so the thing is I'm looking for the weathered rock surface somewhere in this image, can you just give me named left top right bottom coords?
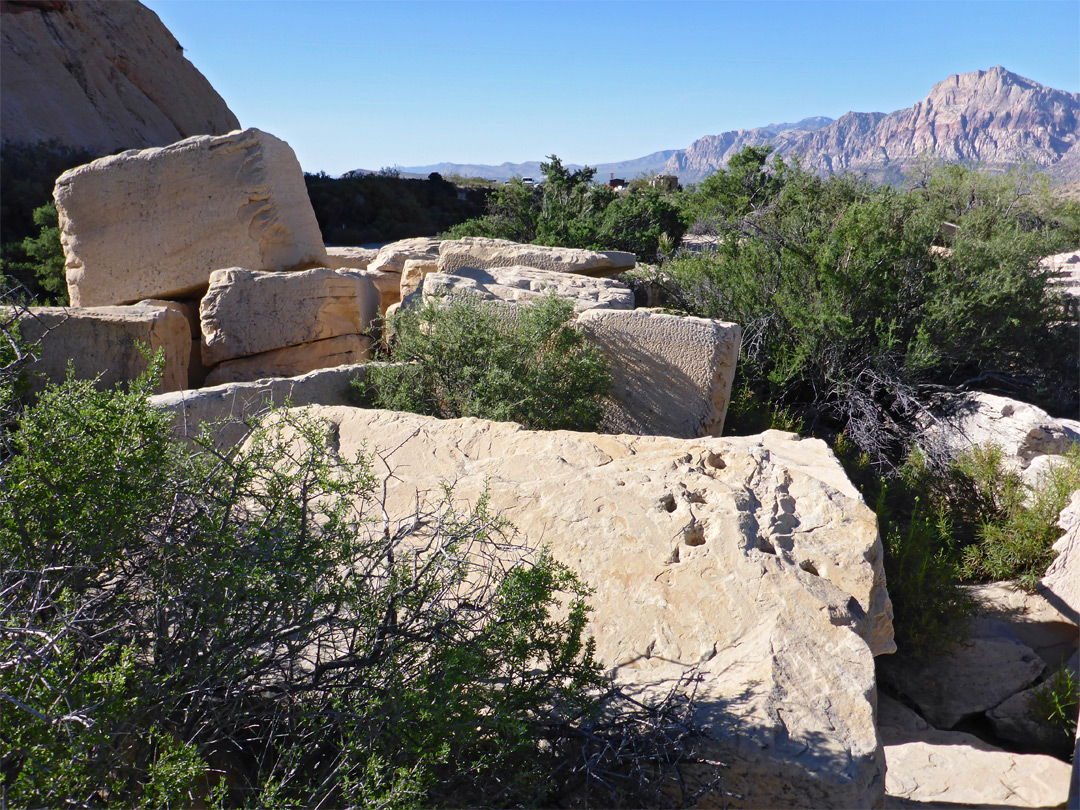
left=150, top=363, right=376, bottom=449
left=1043, top=490, right=1080, bottom=623
left=879, top=694, right=1072, bottom=808
left=879, top=629, right=1046, bottom=729
left=439, top=236, right=636, bottom=278
left=367, top=237, right=442, bottom=277
left=55, top=128, right=327, bottom=307
left=273, top=406, right=894, bottom=808
left=323, top=246, right=379, bottom=271
left=0, top=0, right=239, bottom=154
left=400, top=259, right=438, bottom=300
left=203, top=335, right=372, bottom=387
left=422, top=265, right=635, bottom=313
left=987, top=649, right=1078, bottom=754
left=9, top=302, right=189, bottom=394
left=577, top=308, right=741, bottom=438
left=967, top=581, right=1078, bottom=667
left=921, top=391, right=1080, bottom=470
left=199, top=267, right=379, bottom=366
left=139, top=297, right=208, bottom=388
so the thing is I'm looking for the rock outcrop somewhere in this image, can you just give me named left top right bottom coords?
left=268, top=406, right=893, bottom=808
left=54, top=128, right=327, bottom=307
left=577, top=308, right=741, bottom=438
left=665, top=67, right=1080, bottom=184
left=879, top=694, right=1072, bottom=808
left=9, top=301, right=190, bottom=394
left=1043, top=490, right=1080, bottom=622
left=421, top=265, right=635, bottom=314
left=439, top=236, right=636, bottom=278
left=203, top=334, right=372, bottom=387
left=0, top=0, right=239, bottom=153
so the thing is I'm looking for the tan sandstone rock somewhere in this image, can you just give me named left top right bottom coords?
left=367, top=237, right=442, bottom=277
left=9, top=302, right=189, bottom=394
left=54, top=128, right=328, bottom=307
left=921, top=391, right=1080, bottom=471
left=203, top=335, right=372, bottom=387
left=438, top=236, right=636, bottom=278
left=266, top=406, right=894, bottom=808
left=421, top=265, right=635, bottom=313
left=880, top=694, right=1072, bottom=808
left=199, top=267, right=379, bottom=366
left=967, top=581, right=1078, bottom=667
left=150, top=362, right=377, bottom=449
left=1042, top=489, right=1080, bottom=623
left=0, top=1, right=239, bottom=154
left=322, top=246, right=380, bottom=271
left=576, top=308, right=741, bottom=438
left=399, top=259, right=439, bottom=300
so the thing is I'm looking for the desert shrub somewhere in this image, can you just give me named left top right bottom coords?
left=446, top=156, right=686, bottom=262
left=358, top=293, right=611, bottom=432
left=0, top=203, right=67, bottom=304
left=1032, top=665, right=1079, bottom=751
left=663, top=152, right=1077, bottom=466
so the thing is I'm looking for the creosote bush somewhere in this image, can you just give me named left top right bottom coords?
left=357, top=293, right=612, bottom=432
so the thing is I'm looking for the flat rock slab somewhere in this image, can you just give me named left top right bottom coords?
left=273, top=407, right=894, bottom=808
left=54, top=127, right=327, bottom=307
left=966, top=581, right=1078, bottom=667
left=9, top=303, right=189, bottom=394
left=200, top=267, right=379, bottom=366
left=203, top=335, right=372, bottom=387
left=986, top=650, right=1078, bottom=755
left=367, top=237, right=442, bottom=277
left=880, top=695, right=1071, bottom=808
left=323, top=246, right=379, bottom=271
left=577, top=308, right=741, bottom=438
left=879, top=633, right=1046, bottom=729
left=150, top=363, right=376, bottom=449
left=439, top=236, right=635, bottom=278
left=422, top=264, right=634, bottom=313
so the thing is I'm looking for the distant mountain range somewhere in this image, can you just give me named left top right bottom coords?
left=382, top=68, right=1079, bottom=185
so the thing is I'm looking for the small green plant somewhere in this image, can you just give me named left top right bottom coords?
left=358, top=293, right=612, bottom=432
left=0, top=203, right=67, bottom=304
left=1031, top=665, right=1079, bottom=749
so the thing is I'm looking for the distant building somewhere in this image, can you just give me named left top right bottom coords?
left=650, top=175, right=679, bottom=192
left=608, top=172, right=627, bottom=190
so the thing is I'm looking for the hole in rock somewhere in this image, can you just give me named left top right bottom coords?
left=758, top=538, right=776, bottom=554
left=659, top=493, right=677, bottom=513
left=705, top=452, right=726, bottom=469
left=799, top=560, right=820, bottom=576
left=683, top=524, right=706, bottom=546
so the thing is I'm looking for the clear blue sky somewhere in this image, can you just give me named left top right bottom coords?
left=142, top=0, right=1080, bottom=176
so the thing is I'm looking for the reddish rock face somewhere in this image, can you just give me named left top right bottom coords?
left=1, top=0, right=239, bottom=153
left=665, top=66, right=1080, bottom=183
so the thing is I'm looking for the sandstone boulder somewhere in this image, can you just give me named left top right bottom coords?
left=438, top=236, right=636, bottom=278
left=422, top=265, right=634, bottom=313
left=150, top=363, right=377, bottom=449
left=9, top=302, right=189, bottom=394
left=987, top=649, right=1078, bottom=755
left=879, top=629, right=1046, bottom=729
left=879, top=694, right=1072, bottom=808
left=203, top=335, right=372, bottom=387
left=367, top=237, right=442, bottom=277
left=268, top=407, right=894, bottom=808
left=1042, top=489, right=1080, bottom=623
left=323, top=246, right=379, bottom=271
left=921, top=391, right=1080, bottom=470
left=54, top=128, right=328, bottom=307
left=0, top=0, right=239, bottom=154
left=138, top=297, right=208, bottom=388
left=967, top=581, right=1078, bottom=666
left=576, top=308, right=741, bottom=438
left=199, top=267, right=379, bottom=366
left=400, top=259, right=438, bottom=300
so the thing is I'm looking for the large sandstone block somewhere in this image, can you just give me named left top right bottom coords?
left=322, top=246, right=379, bottom=271
left=268, top=407, right=894, bottom=808
left=367, top=237, right=442, bottom=276
left=200, top=267, right=379, bottom=366
left=400, top=259, right=438, bottom=300
left=439, top=236, right=636, bottom=278
left=421, top=265, right=635, bottom=313
left=54, top=128, right=328, bottom=307
left=1042, top=489, right=1080, bottom=623
left=9, top=302, right=189, bottom=394
left=203, top=335, right=372, bottom=387
left=577, top=308, right=741, bottom=438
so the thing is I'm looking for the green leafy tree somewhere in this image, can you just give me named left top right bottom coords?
left=0, top=203, right=67, bottom=304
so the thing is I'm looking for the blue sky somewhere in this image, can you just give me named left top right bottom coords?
left=142, top=0, right=1080, bottom=176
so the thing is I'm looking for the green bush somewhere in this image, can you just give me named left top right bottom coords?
left=664, top=152, right=1078, bottom=465
left=1, top=202, right=67, bottom=304
left=359, top=293, right=611, bottom=432
left=1032, top=665, right=1079, bottom=750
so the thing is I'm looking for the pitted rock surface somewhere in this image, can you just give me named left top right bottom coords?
left=422, top=265, right=634, bottom=313
left=268, top=406, right=894, bottom=808
left=203, top=335, right=372, bottom=387
left=438, top=236, right=636, bottom=278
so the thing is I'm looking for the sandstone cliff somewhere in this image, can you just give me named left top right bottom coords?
left=665, top=67, right=1080, bottom=183
left=0, top=0, right=239, bottom=154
